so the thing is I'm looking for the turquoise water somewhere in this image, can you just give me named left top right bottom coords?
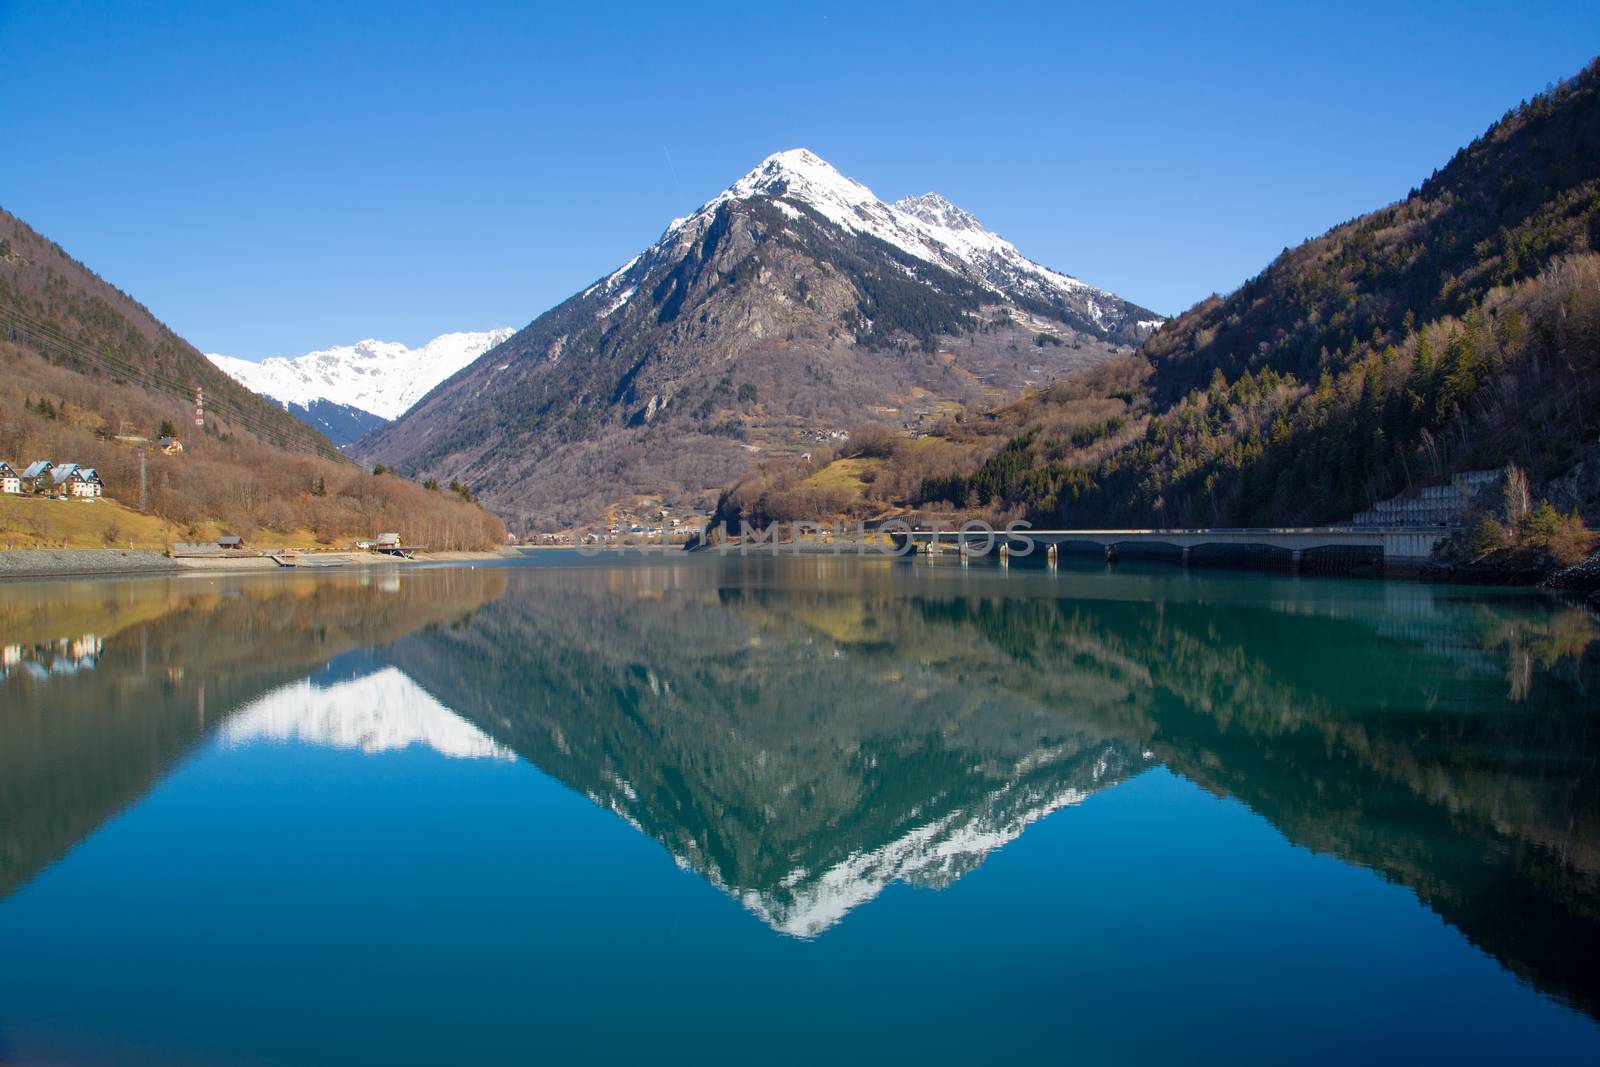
left=1, top=554, right=1598, bottom=1064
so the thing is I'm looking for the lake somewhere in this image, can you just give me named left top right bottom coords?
left=2, top=552, right=1598, bottom=1064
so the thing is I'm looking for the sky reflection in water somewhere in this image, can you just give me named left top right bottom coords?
left=1, top=555, right=1598, bottom=1064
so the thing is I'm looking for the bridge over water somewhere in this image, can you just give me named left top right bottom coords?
left=900, top=526, right=1456, bottom=567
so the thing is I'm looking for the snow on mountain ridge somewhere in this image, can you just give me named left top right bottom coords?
left=209, top=328, right=515, bottom=421
left=893, top=190, right=1092, bottom=297
left=647, top=149, right=1147, bottom=334
left=893, top=192, right=985, bottom=234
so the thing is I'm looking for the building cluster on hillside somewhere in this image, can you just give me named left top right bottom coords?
left=0, top=460, right=104, bottom=498
left=596, top=507, right=706, bottom=543
left=110, top=426, right=184, bottom=455
left=1349, top=470, right=1500, bottom=528
left=521, top=506, right=711, bottom=545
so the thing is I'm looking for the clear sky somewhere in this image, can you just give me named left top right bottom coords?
left=2, top=1, right=1597, bottom=360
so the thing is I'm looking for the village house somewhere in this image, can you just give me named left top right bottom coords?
left=158, top=436, right=184, bottom=455
left=50, top=464, right=104, bottom=498
left=0, top=462, right=20, bottom=494
left=20, top=460, right=52, bottom=492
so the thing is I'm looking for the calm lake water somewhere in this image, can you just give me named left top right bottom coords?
left=2, top=552, right=1598, bottom=1064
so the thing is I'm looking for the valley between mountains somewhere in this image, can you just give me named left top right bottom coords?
left=13, top=59, right=1600, bottom=573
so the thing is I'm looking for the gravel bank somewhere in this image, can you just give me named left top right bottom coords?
left=0, top=549, right=182, bottom=580
left=1542, top=550, right=1600, bottom=607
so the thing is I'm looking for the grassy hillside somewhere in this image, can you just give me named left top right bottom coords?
left=1, top=494, right=201, bottom=550
left=0, top=208, right=507, bottom=549
left=719, top=59, right=1600, bottom=564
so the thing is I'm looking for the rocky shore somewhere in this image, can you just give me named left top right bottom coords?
left=0, top=547, right=521, bottom=582
left=1543, top=551, right=1600, bottom=606
left=0, top=548, right=182, bottom=580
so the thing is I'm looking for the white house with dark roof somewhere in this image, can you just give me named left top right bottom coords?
left=49, top=464, right=104, bottom=498
left=0, top=462, right=19, bottom=494
left=20, top=460, right=52, bottom=491
left=69, top=467, right=104, bottom=498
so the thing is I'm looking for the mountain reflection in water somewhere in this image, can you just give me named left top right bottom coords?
left=2, top=555, right=1597, bottom=1019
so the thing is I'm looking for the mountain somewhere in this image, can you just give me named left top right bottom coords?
left=208, top=329, right=514, bottom=445
left=773, top=60, right=1600, bottom=543
left=0, top=207, right=507, bottom=549
left=0, top=207, right=335, bottom=458
left=355, top=149, right=1161, bottom=529
left=268, top=398, right=390, bottom=448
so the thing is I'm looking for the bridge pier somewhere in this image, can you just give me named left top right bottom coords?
left=998, top=542, right=1009, bottom=567
left=1180, top=546, right=1192, bottom=567
left=1046, top=543, right=1058, bottom=569
left=1290, top=549, right=1304, bottom=573
left=1104, top=545, right=1117, bottom=564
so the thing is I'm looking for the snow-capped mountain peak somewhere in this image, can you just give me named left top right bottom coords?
left=729, top=148, right=878, bottom=213
left=209, top=328, right=515, bottom=422
left=648, top=148, right=1157, bottom=338
left=660, top=147, right=916, bottom=255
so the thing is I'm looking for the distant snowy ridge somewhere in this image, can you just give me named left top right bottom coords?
left=220, top=665, right=514, bottom=760
left=209, top=328, right=515, bottom=421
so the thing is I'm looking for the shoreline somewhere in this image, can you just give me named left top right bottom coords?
left=0, top=547, right=521, bottom=583
left=2, top=544, right=1594, bottom=604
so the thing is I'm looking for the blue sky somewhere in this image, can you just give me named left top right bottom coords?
left=2, top=1, right=1597, bottom=360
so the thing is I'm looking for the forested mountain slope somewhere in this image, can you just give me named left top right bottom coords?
left=0, top=207, right=334, bottom=456
left=0, top=208, right=505, bottom=548
left=824, top=60, right=1600, bottom=536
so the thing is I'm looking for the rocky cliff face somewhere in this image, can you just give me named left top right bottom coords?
left=355, top=150, right=1160, bottom=528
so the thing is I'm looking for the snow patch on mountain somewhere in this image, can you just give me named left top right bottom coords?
left=599, top=286, right=637, bottom=318
left=209, top=328, right=515, bottom=421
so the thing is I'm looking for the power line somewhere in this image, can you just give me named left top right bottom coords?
left=0, top=307, right=328, bottom=452
left=0, top=308, right=306, bottom=447
left=0, top=306, right=345, bottom=460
